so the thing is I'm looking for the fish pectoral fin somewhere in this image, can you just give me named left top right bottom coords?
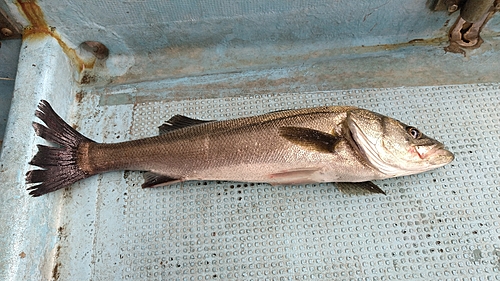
left=335, top=181, right=386, bottom=195
left=268, top=168, right=321, bottom=185
left=159, top=115, right=215, bottom=135
left=142, top=172, right=182, bottom=188
left=278, top=126, right=341, bottom=153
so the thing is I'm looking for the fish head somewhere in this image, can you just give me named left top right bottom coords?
left=347, top=109, right=454, bottom=177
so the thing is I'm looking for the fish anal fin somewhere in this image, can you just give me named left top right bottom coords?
left=268, top=168, right=320, bottom=185
left=142, top=172, right=182, bottom=188
left=159, top=115, right=214, bottom=135
left=279, top=127, right=341, bottom=153
left=335, top=181, right=386, bottom=195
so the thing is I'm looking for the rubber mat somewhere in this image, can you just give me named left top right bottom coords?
left=87, top=83, right=500, bottom=280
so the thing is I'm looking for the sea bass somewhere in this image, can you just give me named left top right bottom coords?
left=26, top=100, right=454, bottom=197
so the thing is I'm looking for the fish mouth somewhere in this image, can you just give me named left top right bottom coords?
left=415, top=144, right=455, bottom=166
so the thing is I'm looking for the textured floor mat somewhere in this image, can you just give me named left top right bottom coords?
left=107, top=83, right=500, bottom=280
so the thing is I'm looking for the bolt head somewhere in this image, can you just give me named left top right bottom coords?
left=1, top=27, right=13, bottom=37
left=448, top=4, right=458, bottom=13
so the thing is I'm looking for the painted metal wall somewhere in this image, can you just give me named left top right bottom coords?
left=4, top=0, right=455, bottom=53
left=0, top=39, right=21, bottom=144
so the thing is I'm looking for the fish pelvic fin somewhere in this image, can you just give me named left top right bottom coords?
left=335, top=181, right=386, bottom=195
left=26, top=100, right=96, bottom=197
left=142, top=172, right=182, bottom=188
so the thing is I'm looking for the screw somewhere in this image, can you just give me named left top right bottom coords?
left=1, top=27, right=13, bottom=37
left=448, top=4, right=459, bottom=13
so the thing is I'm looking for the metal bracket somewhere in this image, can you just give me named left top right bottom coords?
left=0, top=8, right=22, bottom=40
left=444, top=0, right=499, bottom=55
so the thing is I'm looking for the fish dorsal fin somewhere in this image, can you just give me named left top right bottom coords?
left=142, top=172, right=182, bottom=188
left=279, top=126, right=341, bottom=153
left=335, top=181, right=386, bottom=195
left=159, top=115, right=214, bottom=135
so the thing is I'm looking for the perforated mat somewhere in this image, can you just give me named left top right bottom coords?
left=75, top=83, right=500, bottom=280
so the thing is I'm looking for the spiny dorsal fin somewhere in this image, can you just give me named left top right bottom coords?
left=142, top=172, right=182, bottom=188
left=279, top=126, right=341, bottom=153
left=335, top=181, right=386, bottom=195
left=159, top=115, right=214, bottom=135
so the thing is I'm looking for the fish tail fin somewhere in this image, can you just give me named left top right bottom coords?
left=26, top=100, right=95, bottom=197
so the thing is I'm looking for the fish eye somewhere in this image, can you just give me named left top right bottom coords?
left=407, top=127, right=422, bottom=139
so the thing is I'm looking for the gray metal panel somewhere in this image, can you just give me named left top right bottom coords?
left=0, top=39, right=21, bottom=142
left=4, top=0, right=453, bottom=53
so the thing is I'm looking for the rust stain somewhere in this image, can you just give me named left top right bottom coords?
left=52, top=245, right=61, bottom=280
left=17, top=0, right=46, bottom=36
left=15, top=0, right=95, bottom=72
left=75, top=90, right=85, bottom=103
left=80, top=72, right=97, bottom=84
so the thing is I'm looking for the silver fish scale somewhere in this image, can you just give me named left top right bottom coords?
left=115, top=84, right=500, bottom=280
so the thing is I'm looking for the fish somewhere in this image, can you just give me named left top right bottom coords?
left=26, top=100, right=454, bottom=197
